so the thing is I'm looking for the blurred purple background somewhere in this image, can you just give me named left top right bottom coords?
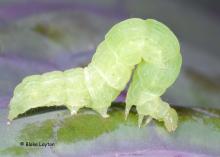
left=0, top=1, right=220, bottom=157
left=0, top=0, right=219, bottom=108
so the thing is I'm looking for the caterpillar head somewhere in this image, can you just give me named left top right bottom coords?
left=164, top=107, right=178, bottom=132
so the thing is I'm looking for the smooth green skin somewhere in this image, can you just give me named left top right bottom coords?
left=8, top=18, right=181, bottom=132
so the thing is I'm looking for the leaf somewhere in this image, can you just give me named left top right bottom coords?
left=0, top=103, right=220, bottom=157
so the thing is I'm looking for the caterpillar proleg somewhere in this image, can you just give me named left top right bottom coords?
left=8, top=18, right=182, bottom=132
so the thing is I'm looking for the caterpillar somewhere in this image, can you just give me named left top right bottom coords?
left=8, top=18, right=182, bottom=132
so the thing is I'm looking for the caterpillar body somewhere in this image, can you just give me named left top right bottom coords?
left=8, top=18, right=182, bottom=132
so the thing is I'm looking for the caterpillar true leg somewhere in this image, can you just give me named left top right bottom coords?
left=126, top=58, right=181, bottom=132
left=143, top=116, right=153, bottom=126
left=136, top=97, right=178, bottom=132
left=8, top=18, right=182, bottom=132
left=125, top=19, right=181, bottom=131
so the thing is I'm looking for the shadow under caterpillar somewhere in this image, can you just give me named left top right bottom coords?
left=8, top=18, right=182, bottom=132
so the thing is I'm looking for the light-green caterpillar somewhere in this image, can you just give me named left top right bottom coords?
left=8, top=18, right=182, bottom=132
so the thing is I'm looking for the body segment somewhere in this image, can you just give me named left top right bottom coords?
left=8, top=18, right=182, bottom=131
left=126, top=19, right=181, bottom=131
